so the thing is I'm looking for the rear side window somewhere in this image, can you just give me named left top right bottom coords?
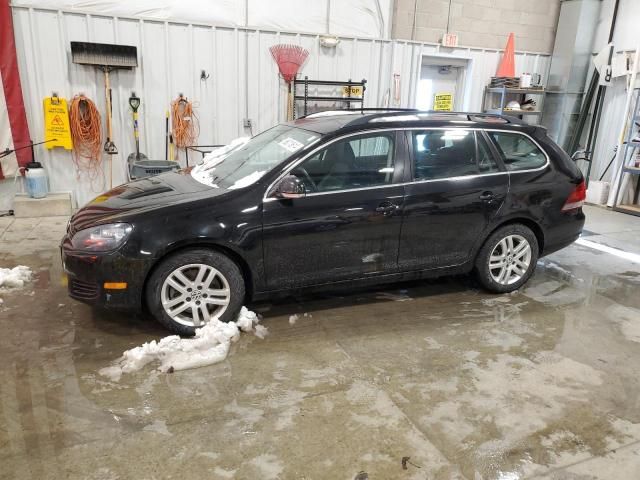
left=411, top=130, right=500, bottom=180
left=488, top=131, right=547, bottom=171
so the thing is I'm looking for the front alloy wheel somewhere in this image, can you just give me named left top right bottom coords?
left=161, top=264, right=231, bottom=327
left=146, top=249, right=245, bottom=335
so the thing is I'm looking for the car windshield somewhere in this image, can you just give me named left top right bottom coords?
left=191, top=125, right=321, bottom=189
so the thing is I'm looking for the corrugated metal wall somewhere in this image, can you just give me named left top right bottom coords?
left=8, top=6, right=550, bottom=207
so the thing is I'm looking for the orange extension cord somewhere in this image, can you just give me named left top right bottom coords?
left=170, top=95, right=199, bottom=149
left=69, top=95, right=103, bottom=182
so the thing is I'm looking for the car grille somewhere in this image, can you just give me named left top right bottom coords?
left=69, top=279, right=99, bottom=300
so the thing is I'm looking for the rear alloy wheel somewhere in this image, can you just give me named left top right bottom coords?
left=488, top=234, right=532, bottom=285
left=146, top=249, right=245, bottom=335
left=475, top=224, right=539, bottom=293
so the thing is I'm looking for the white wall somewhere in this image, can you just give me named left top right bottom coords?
left=11, top=0, right=394, bottom=39
left=1, top=5, right=550, bottom=210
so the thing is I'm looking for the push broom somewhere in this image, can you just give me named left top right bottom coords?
left=71, top=41, right=138, bottom=187
left=269, top=45, right=309, bottom=121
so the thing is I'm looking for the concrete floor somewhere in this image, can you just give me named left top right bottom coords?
left=1, top=205, right=640, bottom=480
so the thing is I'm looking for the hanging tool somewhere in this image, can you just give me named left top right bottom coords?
left=269, top=45, right=309, bottom=121
left=165, top=110, right=170, bottom=161
left=127, top=92, right=148, bottom=170
left=171, top=94, right=199, bottom=166
left=70, top=41, right=138, bottom=187
left=69, top=94, right=104, bottom=187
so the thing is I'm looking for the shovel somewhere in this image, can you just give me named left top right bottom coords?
left=127, top=93, right=147, bottom=173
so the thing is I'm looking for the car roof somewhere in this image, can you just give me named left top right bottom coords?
left=288, top=110, right=539, bottom=136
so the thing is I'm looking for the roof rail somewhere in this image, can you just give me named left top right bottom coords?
left=301, top=108, right=419, bottom=119
left=300, top=108, right=518, bottom=124
left=418, top=111, right=514, bottom=123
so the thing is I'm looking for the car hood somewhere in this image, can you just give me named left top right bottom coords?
left=69, top=170, right=228, bottom=232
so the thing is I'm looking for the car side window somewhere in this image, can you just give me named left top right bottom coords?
left=411, top=130, right=499, bottom=181
left=291, top=133, right=396, bottom=193
left=488, top=131, right=547, bottom=171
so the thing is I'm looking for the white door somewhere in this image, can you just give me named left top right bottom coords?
left=415, top=65, right=462, bottom=111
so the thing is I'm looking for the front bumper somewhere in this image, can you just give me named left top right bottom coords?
left=61, top=236, right=152, bottom=311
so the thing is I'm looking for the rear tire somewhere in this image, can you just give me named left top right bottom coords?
left=474, top=224, right=539, bottom=293
left=145, top=249, right=245, bottom=336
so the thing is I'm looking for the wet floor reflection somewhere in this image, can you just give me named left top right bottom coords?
left=1, top=244, right=640, bottom=479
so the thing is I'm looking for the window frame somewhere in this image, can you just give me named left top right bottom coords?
left=265, top=130, right=406, bottom=199
left=264, top=127, right=549, bottom=200
left=485, top=130, right=550, bottom=172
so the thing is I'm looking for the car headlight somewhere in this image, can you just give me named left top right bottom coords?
left=71, top=223, right=133, bottom=252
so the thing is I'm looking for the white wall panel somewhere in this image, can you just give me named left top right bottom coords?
left=4, top=6, right=550, bottom=208
left=13, top=0, right=392, bottom=39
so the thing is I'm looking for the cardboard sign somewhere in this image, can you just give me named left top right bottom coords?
left=433, top=93, right=454, bottom=112
left=342, top=86, right=363, bottom=98
left=43, top=96, right=73, bottom=149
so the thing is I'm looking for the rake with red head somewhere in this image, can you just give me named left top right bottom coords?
left=270, top=44, right=309, bottom=120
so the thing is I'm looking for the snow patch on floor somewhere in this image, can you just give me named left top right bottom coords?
left=100, top=307, right=265, bottom=381
left=0, top=265, right=32, bottom=305
left=0, top=265, right=32, bottom=289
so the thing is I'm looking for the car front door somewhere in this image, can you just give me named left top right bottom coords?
left=398, top=128, right=508, bottom=270
left=262, top=130, right=406, bottom=290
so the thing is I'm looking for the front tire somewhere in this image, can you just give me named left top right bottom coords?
left=146, top=249, right=245, bottom=336
left=474, top=224, right=539, bottom=293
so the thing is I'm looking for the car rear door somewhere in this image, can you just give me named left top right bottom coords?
left=398, top=128, right=508, bottom=270
left=262, top=130, right=406, bottom=290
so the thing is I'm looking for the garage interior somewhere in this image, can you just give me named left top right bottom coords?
left=2, top=0, right=640, bottom=479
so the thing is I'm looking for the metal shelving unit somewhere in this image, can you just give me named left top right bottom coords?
left=292, top=77, right=366, bottom=119
left=612, top=88, right=640, bottom=216
left=482, top=86, right=546, bottom=121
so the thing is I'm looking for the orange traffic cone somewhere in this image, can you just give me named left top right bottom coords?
left=496, top=33, right=515, bottom=77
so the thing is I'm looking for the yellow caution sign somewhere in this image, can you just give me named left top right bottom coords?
left=43, top=96, right=73, bottom=149
left=433, top=93, right=454, bottom=112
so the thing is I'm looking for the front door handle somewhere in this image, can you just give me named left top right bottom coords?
left=375, top=201, right=398, bottom=215
left=479, top=191, right=494, bottom=201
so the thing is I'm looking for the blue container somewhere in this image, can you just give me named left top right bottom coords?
left=25, top=162, right=48, bottom=199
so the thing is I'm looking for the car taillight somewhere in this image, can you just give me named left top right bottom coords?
left=561, top=179, right=586, bottom=212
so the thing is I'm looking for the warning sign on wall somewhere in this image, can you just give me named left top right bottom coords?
left=433, top=93, right=454, bottom=112
left=43, top=96, right=73, bottom=149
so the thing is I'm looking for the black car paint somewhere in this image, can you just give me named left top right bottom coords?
left=61, top=114, right=585, bottom=311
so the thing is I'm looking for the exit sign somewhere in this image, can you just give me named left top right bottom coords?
left=442, top=33, right=458, bottom=47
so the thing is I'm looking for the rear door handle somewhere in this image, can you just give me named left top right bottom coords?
left=479, top=191, right=494, bottom=201
left=375, top=201, right=398, bottom=215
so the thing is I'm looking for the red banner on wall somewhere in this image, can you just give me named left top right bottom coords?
left=0, top=0, right=31, bottom=179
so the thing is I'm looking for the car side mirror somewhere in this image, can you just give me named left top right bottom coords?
left=276, top=175, right=306, bottom=199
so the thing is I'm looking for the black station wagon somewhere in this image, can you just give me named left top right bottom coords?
left=62, top=110, right=586, bottom=335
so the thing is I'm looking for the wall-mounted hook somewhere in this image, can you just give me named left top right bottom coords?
left=200, top=69, right=210, bottom=81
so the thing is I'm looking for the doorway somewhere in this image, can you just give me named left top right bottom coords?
left=415, top=55, right=471, bottom=112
